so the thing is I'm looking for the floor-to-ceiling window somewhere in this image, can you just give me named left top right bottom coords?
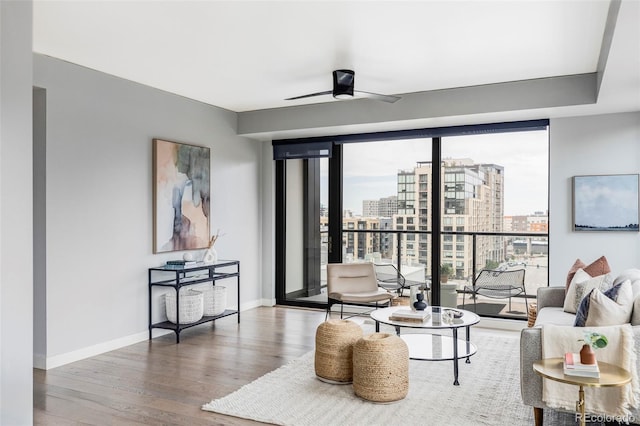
left=274, top=120, right=549, bottom=319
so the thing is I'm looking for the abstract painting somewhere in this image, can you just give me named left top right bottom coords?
left=572, top=174, right=639, bottom=232
left=153, top=139, right=210, bottom=253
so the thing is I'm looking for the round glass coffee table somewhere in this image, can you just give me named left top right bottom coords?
left=370, top=305, right=480, bottom=385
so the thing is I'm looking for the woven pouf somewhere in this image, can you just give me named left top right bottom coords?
left=353, top=333, right=409, bottom=403
left=314, top=319, right=363, bottom=384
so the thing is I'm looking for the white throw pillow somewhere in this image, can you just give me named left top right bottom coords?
left=584, top=280, right=633, bottom=326
left=632, top=295, right=640, bottom=326
left=612, top=269, right=640, bottom=325
left=563, top=269, right=611, bottom=314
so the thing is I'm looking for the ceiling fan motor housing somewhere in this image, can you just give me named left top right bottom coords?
left=333, top=69, right=354, bottom=99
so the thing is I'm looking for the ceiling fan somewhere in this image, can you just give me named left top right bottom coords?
left=285, top=69, right=401, bottom=103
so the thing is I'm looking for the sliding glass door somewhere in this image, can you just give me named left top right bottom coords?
left=274, top=120, right=549, bottom=318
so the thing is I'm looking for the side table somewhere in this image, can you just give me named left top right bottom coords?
left=532, top=358, right=631, bottom=426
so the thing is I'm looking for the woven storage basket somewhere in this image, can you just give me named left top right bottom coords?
left=165, top=289, right=204, bottom=324
left=527, top=303, right=538, bottom=327
left=353, top=333, right=409, bottom=403
left=314, top=319, right=363, bottom=383
left=203, top=285, right=227, bottom=316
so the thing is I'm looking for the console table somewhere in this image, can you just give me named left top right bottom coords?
left=148, top=260, right=240, bottom=343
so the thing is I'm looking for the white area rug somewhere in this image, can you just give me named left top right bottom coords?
left=203, top=327, right=549, bottom=426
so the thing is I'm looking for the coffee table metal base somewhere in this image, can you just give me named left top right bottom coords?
left=401, top=333, right=477, bottom=385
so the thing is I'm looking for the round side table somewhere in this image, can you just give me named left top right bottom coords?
left=533, top=358, right=631, bottom=426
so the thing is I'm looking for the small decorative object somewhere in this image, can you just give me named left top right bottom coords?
left=202, top=229, right=224, bottom=263
left=413, top=293, right=427, bottom=311
left=183, top=252, right=194, bottom=261
left=578, top=331, right=608, bottom=365
left=409, top=286, right=420, bottom=311
left=579, top=344, right=596, bottom=365
left=203, top=246, right=217, bottom=263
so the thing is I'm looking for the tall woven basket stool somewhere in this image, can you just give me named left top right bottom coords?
left=353, top=333, right=409, bottom=403
left=314, top=319, right=363, bottom=384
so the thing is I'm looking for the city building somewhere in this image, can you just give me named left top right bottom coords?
left=396, top=159, right=505, bottom=280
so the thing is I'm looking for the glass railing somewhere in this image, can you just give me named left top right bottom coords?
left=331, top=229, right=548, bottom=320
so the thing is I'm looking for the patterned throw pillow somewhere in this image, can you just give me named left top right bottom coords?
left=563, top=268, right=612, bottom=314
left=574, top=279, right=633, bottom=327
left=566, top=259, right=586, bottom=291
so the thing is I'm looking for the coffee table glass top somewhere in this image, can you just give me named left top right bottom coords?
left=370, top=306, right=480, bottom=329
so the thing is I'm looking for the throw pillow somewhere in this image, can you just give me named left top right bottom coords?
left=565, top=256, right=611, bottom=292
left=574, top=279, right=633, bottom=327
left=565, top=259, right=586, bottom=291
left=582, top=255, right=612, bottom=278
left=563, top=269, right=612, bottom=314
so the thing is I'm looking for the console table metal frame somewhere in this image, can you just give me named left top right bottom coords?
left=148, top=260, right=240, bottom=343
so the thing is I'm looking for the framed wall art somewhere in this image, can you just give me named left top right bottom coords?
left=153, top=138, right=210, bottom=253
left=572, top=174, right=639, bottom=232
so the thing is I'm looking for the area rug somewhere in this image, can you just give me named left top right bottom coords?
left=203, top=327, right=581, bottom=425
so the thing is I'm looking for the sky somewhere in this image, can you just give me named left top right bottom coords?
left=322, top=130, right=549, bottom=216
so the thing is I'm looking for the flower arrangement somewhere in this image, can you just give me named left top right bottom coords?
left=580, top=331, right=608, bottom=349
left=208, top=229, right=224, bottom=248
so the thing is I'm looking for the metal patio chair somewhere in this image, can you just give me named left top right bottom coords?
left=462, top=268, right=527, bottom=314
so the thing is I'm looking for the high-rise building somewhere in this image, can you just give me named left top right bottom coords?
left=362, top=196, right=397, bottom=217
left=397, top=159, right=505, bottom=280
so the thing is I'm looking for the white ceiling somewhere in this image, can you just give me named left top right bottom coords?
left=33, top=0, right=639, bottom=115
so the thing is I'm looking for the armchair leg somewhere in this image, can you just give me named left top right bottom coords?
left=533, top=407, right=543, bottom=426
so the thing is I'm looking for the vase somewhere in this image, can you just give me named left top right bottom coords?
left=203, top=246, right=218, bottom=263
left=579, top=343, right=596, bottom=365
left=413, top=293, right=427, bottom=311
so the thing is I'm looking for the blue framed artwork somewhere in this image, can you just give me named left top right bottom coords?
left=572, top=174, right=639, bottom=232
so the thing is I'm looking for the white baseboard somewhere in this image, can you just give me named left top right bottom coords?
left=39, top=329, right=173, bottom=370
left=39, top=303, right=260, bottom=370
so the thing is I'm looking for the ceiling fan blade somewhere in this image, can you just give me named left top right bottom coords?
left=285, top=90, right=332, bottom=101
left=354, top=90, right=401, bottom=103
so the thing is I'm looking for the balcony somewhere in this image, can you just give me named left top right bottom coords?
left=329, top=229, right=548, bottom=321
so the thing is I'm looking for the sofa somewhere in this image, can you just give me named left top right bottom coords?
left=520, top=281, right=640, bottom=425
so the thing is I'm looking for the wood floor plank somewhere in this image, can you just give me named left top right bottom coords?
left=34, top=306, right=325, bottom=425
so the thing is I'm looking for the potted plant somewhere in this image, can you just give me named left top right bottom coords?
left=440, top=263, right=453, bottom=283
left=578, top=331, right=608, bottom=364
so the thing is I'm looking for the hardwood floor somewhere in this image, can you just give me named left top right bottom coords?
left=34, top=306, right=327, bottom=425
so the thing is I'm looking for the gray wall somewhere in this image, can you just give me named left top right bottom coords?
left=33, top=54, right=263, bottom=367
left=549, top=112, right=640, bottom=284
left=1, top=1, right=34, bottom=424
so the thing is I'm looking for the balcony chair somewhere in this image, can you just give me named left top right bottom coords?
left=462, top=268, right=527, bottom=314
left=374, top=263, right=427, bottom=297
left=326, top=263, right=395, bottom=320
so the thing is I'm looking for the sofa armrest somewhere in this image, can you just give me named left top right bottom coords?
left=520, top=327, right=544, bottom=407
left=536, top=286, right=565, bottom=310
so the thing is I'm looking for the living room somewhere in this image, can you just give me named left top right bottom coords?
left=2, top=1, right=640, bottom=424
